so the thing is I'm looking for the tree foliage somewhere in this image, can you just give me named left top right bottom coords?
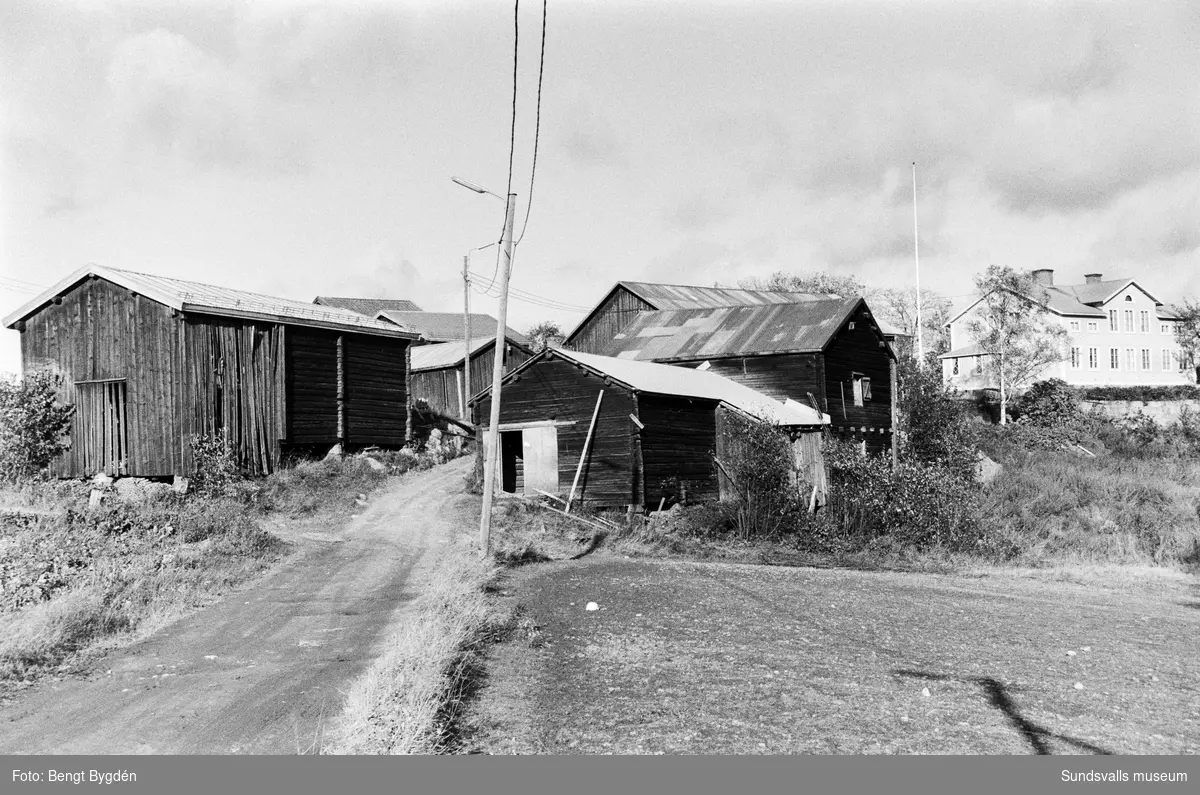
left=0, top=373, right=75, bottom=482
left=1173, top=298, right=1200, bottom=382
left=526, top=321, right=565, bottom=352
left=894, top=353, right=978, bottom=480
left=738, top=270, right=865, bottom=297
left=965, top=265, right=1070, bottom=424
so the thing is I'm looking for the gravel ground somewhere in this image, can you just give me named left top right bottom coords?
left=461, top=555, right=1200, bottom=755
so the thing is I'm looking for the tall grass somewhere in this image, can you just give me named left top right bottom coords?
left=327, top=540, right=503, bottom=754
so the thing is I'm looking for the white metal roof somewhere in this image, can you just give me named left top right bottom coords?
left=542, top=349, right=829, bottom=426
left=3, top=265, right=418, bottom=339
left=410, top=337, right=495, bottom=372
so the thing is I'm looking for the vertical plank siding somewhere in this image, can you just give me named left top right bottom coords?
left=411, top=369, right=459, bottom=417
left=821, top=315, right=894, bottom=453
left=565, top=287, right=655, bottom=354
left=639, top=395, right=719, bottom=507
left=344, top=335, right=409, bottom=446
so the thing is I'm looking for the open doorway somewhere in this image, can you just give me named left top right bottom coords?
left=498, top=424, right=559, bottom=496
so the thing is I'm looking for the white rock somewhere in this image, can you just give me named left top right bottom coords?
left=1082, top=646, right=1091, bottom=652
left=585, top=602, right=599, bottom=612
left=1074, top=682, right=1084, bottom=690
left=921, top=688, right=930, bottom=698
left=1067, top=650, right=1077, bottom=656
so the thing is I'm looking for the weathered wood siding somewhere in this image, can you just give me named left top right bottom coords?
left=676, top=353, right=824, bottom=406
left=474, top=355, right=636, bottom=506
left=412, top=341, right=533, bottom=419
left=19, top=277, right=185, bottom=477
left=639, top=395, right=719, bottom=508
left=286, top=328, right=339, bottom=444
left=182, top=316, right=286, bottom=475
left=344, top=335, right=408, bottom=446
left=566, top=286, right=654, bottom=354
left=821, top=312, right=893, bottom=453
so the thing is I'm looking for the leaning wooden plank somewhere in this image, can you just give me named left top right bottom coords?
left=532, top=487, right=567, bottom=506
left=566, top=390, right=604, bottom=513
left=540, top=503, right=616, bottom=534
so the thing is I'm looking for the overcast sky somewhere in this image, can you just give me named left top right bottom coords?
left=2, top=0, right=1198, bottom=375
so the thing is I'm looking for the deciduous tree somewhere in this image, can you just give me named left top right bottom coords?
left=1173, top=299, right=1200, bottom=382
left=526, top=321, right=565, bottom=352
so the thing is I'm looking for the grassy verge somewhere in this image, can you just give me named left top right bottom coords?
left=326, top=539, right=511, bottom=754
left=0, top=456, right=394, bottom=686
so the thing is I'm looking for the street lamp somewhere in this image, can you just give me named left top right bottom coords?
left=452, top=176, right=517, bottom=556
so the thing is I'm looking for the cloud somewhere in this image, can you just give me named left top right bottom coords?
left=1092, top=172, right=1200, bottom=260
left=105, top=28, right=310, bottom=176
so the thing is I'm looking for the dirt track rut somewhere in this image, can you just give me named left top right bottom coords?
left=0, top=458, right=474, bottom=754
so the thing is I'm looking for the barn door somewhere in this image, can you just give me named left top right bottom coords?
left=75, top=380, right=129, bottom=476
left=522, top=425, right=559, bottom=496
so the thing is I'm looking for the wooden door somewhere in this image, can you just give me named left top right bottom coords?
left=522, top=425, right=559, bottom=496
left=74, top=380, right=129, bottom=476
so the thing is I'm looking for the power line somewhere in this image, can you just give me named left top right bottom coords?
left=468, top=270, right=588, bottom=312
left=516, top=0, right=547, bottom=246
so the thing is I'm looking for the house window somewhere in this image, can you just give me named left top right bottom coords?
left=1161, top=323, right=1171, bottom=334
left=1163, top=349, right=1172, bottom=370
left=1126, top=348, right=1135, bottom=370
left=1125, top=295, right=1133, bottom=301
left=1070, top=348, right=1081, bottom=369
left=1109, top=310, right=1118, bottom=331
left=1141, top=349, right=1151, bottom=370
left=1110, top=348, right=1120, bottom=369
left=1069, top=320, right=1080, bottom=332
left=852, top=373, right=870, bottom=406
left=1087, top=321, right=1098, bottom=333
left=1140, top=311, right=1149, bottom=333
left=952, top=359, right=959, bottom=375
left=1124, top=310, right=1134, bottom=332
left=1088, top=348, right=1098, bottom=369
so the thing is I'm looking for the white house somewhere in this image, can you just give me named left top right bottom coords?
left=941, top=269, right=1191, bottom=389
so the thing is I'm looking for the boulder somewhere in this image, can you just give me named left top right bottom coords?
left=360, top=456, right=388, bottom=474
left=324, top=443, right=343, bottom=461
left=975, top=452, right=1002, bottom=484
left=114, top=478, right=172, bottom=504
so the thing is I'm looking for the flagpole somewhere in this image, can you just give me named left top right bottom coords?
left=913, top=162, right=924, bottom=365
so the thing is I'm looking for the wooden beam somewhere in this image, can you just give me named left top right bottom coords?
left=566, top=390, right=604, bottom=513
left=336, top=334, right=346, bottom=450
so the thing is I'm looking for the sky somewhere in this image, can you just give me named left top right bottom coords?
left=2, top=0, right=1198, bottom=376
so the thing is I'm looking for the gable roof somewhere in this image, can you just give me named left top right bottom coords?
left=3, top=265, right=417, bottom=338
left=482, top=347, right=828, bottom=427
left=313, top=296, right=423, bottom=314
left=594, top=298, right=892, bottom=362
left=376, top=310, right=530, bottom=346
left=410, top=337, right=496, bottom=372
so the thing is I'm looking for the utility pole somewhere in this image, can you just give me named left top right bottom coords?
left=462, top=255, right=472, bottom=421
left=478, top=193, right=517, bottom=555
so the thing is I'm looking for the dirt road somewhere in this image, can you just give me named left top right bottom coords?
left=464, top=556, right=1200, bottom=755
left=0, top=457, right=474, bottom=754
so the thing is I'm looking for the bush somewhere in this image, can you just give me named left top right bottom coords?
left=1079, top=385, right=1200, bottom=402
left=715, top=413, right=802, bottom=538
left=895, top=354, right=978, bottom=479
left=0, top=373, right=74, bottom=483
left=189, top=431, right=243, bottom=496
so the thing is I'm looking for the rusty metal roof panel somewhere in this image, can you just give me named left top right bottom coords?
left=597, top=299, right=864, bottom=361
left=619, top=281, right=835, bottom=309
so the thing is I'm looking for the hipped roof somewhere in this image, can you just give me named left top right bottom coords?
left=3, top=265, right=417, bottom=338
left=476, top=347, right=829, bottom=427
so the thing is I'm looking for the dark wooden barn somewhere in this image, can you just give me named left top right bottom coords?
left=3, top=265, right=419, bottom=478
left=470, top=348, right=826, bottom=510
left=591, top=298, right=897, bottom=454
left=410, top=335, right=533, bottom=420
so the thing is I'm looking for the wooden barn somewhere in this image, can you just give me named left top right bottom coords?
left=2, top=265, right=419, bottom=478
left=313, top=296, right=423, bottom=314
left=591, top=298, right=897, bottom=453
left=470, top=348, right=827, bottom=510
left=410, top=335, right=533, bottom=419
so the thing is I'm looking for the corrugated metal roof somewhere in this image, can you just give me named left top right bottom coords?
left=547, top=349, right=828, bottom=427
left=410, top=337, right=494, bottom=372
left=377, top=310, right=530, bottom=346
left=314, top=296, right=423, bottom=314
left=3, top=265, right=417, bottom=338
left=594, top=299, right=870, bottom=361
left=620, top=281, right=835, bottom=309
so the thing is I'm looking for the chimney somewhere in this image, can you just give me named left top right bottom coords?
left=1084, top=273, right=1102, bottom=284
left=1031, top=268, right=1054, bottom=286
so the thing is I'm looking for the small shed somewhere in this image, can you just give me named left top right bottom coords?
left=3, top=265, right=419, bottom=478
left=470, top=348, right=827, bottom=510
left=410, top=335, right=533, bottom=419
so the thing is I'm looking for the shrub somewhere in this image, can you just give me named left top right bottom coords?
left=714, top=413, right=802, bottom=538
left=1078, top=385, right=1200, bottom=402
left=189, top=431, right=243, bottom=496
left=895, top=354, right=978, bottom=479
left=0, top=373, right=74, bottom=483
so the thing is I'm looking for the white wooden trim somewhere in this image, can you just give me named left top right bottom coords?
left=496, top=419, right=577, bottom=431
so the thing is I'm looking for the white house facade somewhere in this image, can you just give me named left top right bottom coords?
left=941, top=269, right=1192, bottom=390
